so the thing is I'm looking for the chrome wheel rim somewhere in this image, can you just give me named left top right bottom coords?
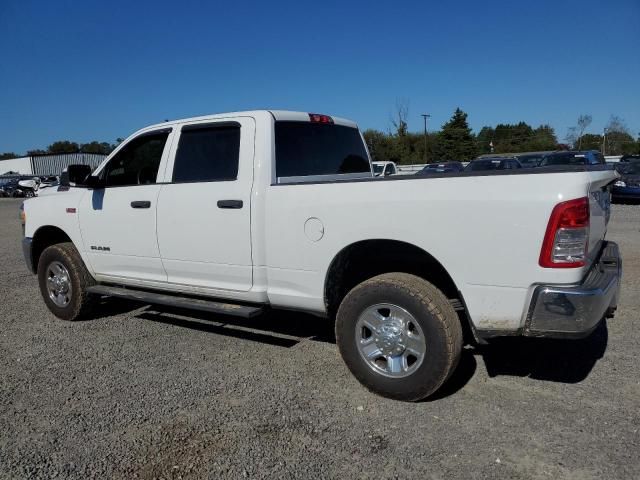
left=355, top=303, right=426, bottom=378
left=46, top=261, right=72, bottom=308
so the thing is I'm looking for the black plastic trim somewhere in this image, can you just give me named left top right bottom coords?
left=269, top=164, right=615, bottom=187
left=86, top=285, right=264, bottom=318
left=22, top=237, right=35, bottom=274
left=217, top=200, right=243, bottom=209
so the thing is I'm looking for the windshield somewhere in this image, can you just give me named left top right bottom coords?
left=616, top=162, right=640, bottom=175
left=517, top=155, right=543, bottom=166
left=540, top=153, right=585, bottom=166
left=0, top=178, right=18, bottom=187
left=372, top=164, right=384, bottom=174
left=467, top=159, right=502, bottom=171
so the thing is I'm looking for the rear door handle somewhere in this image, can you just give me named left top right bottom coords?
left=131, top=201, right=151, bottom=209
left=217, top=200, right=243, bottom=209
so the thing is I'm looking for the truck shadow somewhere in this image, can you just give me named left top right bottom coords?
left=130, top=304, right=608, bottom=399
left=473, top=321, right=609, bottom=383
left=135, top=306, right=336, bottom=345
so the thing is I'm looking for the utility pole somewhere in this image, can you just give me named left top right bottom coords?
left=421, top=114, right=431, bottom=163
left=602, top=128, right=608, bottom=155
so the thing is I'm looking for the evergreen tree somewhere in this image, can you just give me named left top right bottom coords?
left=437, top=108, right=477, bottom=160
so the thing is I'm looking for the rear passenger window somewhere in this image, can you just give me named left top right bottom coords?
left=173, top=124, right=240, bottom=183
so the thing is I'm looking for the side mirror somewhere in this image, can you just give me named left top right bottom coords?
left=60, top=164, right=93, bottom=187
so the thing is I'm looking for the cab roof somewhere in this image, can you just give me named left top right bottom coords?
left=141, top=110, right=358, bottom=132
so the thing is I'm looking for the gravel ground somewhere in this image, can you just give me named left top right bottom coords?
left=0, top=198, right=638, bottom=479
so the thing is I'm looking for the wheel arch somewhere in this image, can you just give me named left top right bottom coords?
left=31, top=225, right=74, bottom=272
left=323, top=239, right=476, bottom=342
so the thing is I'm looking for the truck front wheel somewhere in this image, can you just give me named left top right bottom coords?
left=335, top=273, right=462, bottom=401
left=37, top=242, right=97, bottom=321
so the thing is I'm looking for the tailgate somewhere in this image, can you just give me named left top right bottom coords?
left=586, top=169, right=617, bottom=265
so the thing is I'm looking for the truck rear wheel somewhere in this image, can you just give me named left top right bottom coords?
left=37, top=242, right=97, bottom=321
left=335, top=273, right=462, bottom=401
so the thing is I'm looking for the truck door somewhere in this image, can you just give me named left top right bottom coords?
left=156, top=118, right=254, bottom=291
left=78, top=129, right=173, bottom=282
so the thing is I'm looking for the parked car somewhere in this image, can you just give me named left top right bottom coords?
left=539, top=150, right=606, bottom=167
left=417, top=162, right=465, bottom=175
left=18, top=178, right=40, bottom=197
left=372, top=161, right=397, bottom=176
left=612, top=161, right=640, bottom=202
left=21, top=110, right=621, bottom=401
left=465, top=157, right=522, bottom=171
left=37, top=175, right=60, bottom=192
left=0, top=177, right=22, bottom=197
left=514, top=153, right=545, bottom=168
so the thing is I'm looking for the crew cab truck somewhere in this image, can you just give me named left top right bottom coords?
left=21, top=111, right=622, bottom=401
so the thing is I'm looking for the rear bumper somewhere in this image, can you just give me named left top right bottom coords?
left=524, top=241, right=621, bottom=339
left=22, top=237, right=35, bottom=274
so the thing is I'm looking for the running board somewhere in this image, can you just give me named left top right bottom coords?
left=86, top=285, right=264, bottom=318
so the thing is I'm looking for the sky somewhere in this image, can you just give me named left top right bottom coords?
left=0, top=0, right=639, bottom=154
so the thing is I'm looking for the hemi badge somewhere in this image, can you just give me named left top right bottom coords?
left=66, top=208, right=77, bottom=214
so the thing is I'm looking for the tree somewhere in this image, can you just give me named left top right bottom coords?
left=605, top=115, right=635, bottom=156
left=578, top=133, right=602, bottom=151
left=47, top=141, right=79, bottom=154
left=527, top=125, right=557, bottom=151
left=565, top=114, right=592, bottom=149
left=436, top=108, right=476, bottom=161
left=478, top=122, right=557, bottom=154
left=363, top=129, right=438, bottom=165
left=565, top=127, right=578, bottom=147
left=576, top=115, right=592, bottom=149
left=390, top=98, right=409, bottom=137
left=80, top=141, right=113, bottom=154
left=475, top=126, right=495, bottom=154
left=26, top=149, right=47, bottom=156
left=0, top=152, right=18, bottom=160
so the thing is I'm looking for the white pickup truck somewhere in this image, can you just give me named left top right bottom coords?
left=21, top=110, right=622, bottom=401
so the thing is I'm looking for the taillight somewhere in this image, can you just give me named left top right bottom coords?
left=308, top=113, right=334, bottom=124
left=539, top=197, right=589, bottom=268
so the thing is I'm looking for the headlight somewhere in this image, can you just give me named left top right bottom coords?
left=614, top=180, right=626, bottom=187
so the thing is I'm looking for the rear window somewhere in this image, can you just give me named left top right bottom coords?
left=275, top=122, right=370, bottom=179
left=540, top=154, right=585, bottom=166
left=467, top=159, right=503, bottom=171
left=517, top=155, right=543, bottom=166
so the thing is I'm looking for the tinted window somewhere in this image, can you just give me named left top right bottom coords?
left=104, top=131, right=169, bottom=187
left=275, top=122, right=370, bottom=178
left=540, top=153, right=585, bottom=166
left=517, top=155, right=543, bottom=166
left=467, top=159, right=503, bottom=171
left=173, top=125, right=240, bottom=183
left=616, top=161, right=640, bottom=174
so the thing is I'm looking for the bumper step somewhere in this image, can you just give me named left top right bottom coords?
left=86, top=285, right=265, bottom=318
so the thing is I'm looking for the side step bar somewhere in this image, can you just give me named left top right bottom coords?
left=86, top=285, right=265, bottom=318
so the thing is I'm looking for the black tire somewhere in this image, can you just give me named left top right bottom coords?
left=335, top=273, right=462, bottom=401
left=37, top=242, right=97, bottom=321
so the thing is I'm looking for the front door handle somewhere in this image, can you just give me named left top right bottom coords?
left=217, top=200, right=243, bottom=209
left=131, top=201, right=151, bottom=209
